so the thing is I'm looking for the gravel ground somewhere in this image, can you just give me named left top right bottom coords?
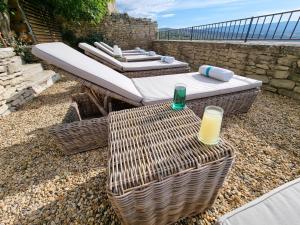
left=1, top=75, right=300, bottom=225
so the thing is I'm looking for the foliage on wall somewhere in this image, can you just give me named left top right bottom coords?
left=61, top=29, right=104, bottom=49
left=35, top=0, right=114, bottom=23
left=0, top=0, right=8, bottom=13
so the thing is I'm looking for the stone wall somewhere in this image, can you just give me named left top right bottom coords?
left=153, top=40, right=300, bottom=101
left=0, top=48, right=33, bottom=116
left=0, top=48, right=59, bottom=117
left=63, top=13, right=157, bottom=50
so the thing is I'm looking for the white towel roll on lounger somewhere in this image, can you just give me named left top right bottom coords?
left=113, top=45, right=122, bottom=57
left=135, top=47, right=141, bottom=50
left=113, top=45, right=120, bottom=55
left=161, top=56, right=175, bottom=63
left=146, top=51, right=156, bottom=56
left=199, top=65, right=234, bottom=82
left=117, top=47, right=123, bottom=57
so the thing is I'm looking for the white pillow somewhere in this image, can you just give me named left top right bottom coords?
left=199, top=65, right=234, bottom=82
left=113, top=45, right=122, bottom=57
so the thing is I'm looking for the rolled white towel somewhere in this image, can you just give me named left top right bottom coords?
left=135, top=47, right=141, bottom=50
left=117, top=47, right=123, bottom=57
left=199, top=65, right=234, bottom=82
left=161, top=56, right=167, bottom=62
left=161, top=56, right=175, bottom=63
left=113, top=45, right=119, bottom=52
left=139, top=49, right=146, bottom=54
left=146, top=51, right=156, bottom=56
left=113, top=45, right=122, bottom=57
left=113, top=45, right=120, bottom=56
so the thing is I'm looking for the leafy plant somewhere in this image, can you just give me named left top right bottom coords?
left=0, top=1, right=8, bottom=13
left=62, top=29, right=104, bottom=49
left=77, top=32, right=104, bottom=46
left=36, top=0, right=113, bottom=23
left=61, top=29, right=78, bottom=47
left=0, top=32, right=34, bottom=62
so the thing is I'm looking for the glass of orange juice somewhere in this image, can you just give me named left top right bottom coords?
left=198, top=106, right=224, bottom=145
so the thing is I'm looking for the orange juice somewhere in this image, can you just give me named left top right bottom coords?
left=199, top=106, right=223, bottom=145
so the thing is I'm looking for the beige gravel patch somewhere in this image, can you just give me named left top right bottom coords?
left=0, top=75, right=300, bottom=225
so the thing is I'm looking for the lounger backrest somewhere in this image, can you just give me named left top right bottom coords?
left=31, top=42, right=143, bottom=102
left=94, top=42, right=114, bottom=56
left=100, top=42, right=114, bottom=52
left=79, top=43, right=123, bottom=69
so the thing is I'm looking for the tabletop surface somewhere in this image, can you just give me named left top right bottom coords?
left=107, top=103, right=234, bottom=195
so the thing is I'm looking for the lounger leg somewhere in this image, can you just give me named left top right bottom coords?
left=104, top=95, right=108, bottom=111
left=86, top=90, right=108, bottom=116
left=107, top=96, right=112, bottom=112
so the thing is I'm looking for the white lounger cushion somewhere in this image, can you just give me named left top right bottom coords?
left=122, top=60, right=188, bottom=71
left=100, top=41, right=143, bottom=53
left=94, top=42, right=115, bottom=56
left=124, top=54, right=162, bottom=62
left=79, top=43, right=123, bottom=69
left=132, top=73, right=262, bottom=105
left=94, top=42, right=161, bottom=61
left=79, top=43, right=188, bottom=72
left=31, top=42, right=143, bottom=102
left=100, top=41, right=114, bottom=51
left=95, top=42, right=143, bottom=56
left=217, top=178, right=300, bottom=225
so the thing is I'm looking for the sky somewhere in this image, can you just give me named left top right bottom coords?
left=116, top=0, right=300, bottom=28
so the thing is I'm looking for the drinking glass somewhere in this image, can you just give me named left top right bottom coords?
left=172, top=83, right=186, bottom=110
left=198, top=106, right=224, bottom=145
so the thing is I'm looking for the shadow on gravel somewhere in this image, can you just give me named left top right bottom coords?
left=0, top=125, right=106, bottom=204
left=12, top=171, right=120, bottom=225
left=14, top=172, right=120, bottom=225
left=17, top=87, right=81, bottom=112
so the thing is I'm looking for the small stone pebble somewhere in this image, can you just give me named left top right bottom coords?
left=1, top=75, right=300, bottom=225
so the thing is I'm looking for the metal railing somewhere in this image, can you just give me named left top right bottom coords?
left=158, top=9, right=300, bottom=42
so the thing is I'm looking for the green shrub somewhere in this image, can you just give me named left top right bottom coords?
left=36, top=0, right=113, bottom=23
left=62, top=29, right=104, bottom=50
left=0, top=1, right=8, bottom=13
left=61, top=29, right=78, bottom=47
left=77, top=32, right=104, bottom=46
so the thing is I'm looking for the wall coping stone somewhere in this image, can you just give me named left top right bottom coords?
left=152, top=40, right=300, bottom=101
left=153, top=40, right=300, bottom=48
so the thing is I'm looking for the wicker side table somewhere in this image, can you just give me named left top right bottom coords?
left=107, top=103, right=235, bottom=225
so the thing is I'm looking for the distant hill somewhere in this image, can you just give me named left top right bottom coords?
left=159, top=28, right=172, bottom=32
left=159, top=21, right=300, bottom=40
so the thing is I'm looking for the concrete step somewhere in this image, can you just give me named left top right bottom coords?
left=0, top=47, right=15, bottom=59
left=25, top=70, right=55, bottom=83
left=5, top=56, right=23, bottom=73
left=30, top=70, right=60, bottom=94
left=21, top=63, right=44, bottom=78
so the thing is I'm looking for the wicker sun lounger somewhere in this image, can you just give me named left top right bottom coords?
left=94, top=42, right=149, bottom=56
left=32, top=42, right=261, bottom=118
left=94, top=42, right=162, bottom=61
left=32, top=42, right=261, bottom=154
left=79, top=43, right=190, bottom=77
left=217, top=178, right=300, bottom=225
left=99, top=41, right=144, bottom=54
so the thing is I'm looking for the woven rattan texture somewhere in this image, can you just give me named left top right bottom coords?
left=45, top=65, right=258, bottom=155
left=84, top=51, right=191, bottom=78
left=49, top=117, right=107, bottom=155
left=108, top=103, right=235, bottom=225
left=122, top=66, right=191, bottom=78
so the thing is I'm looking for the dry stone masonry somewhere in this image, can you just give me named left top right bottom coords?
left=0, top=48, right=60, bottom=117
left=63, top=13, right=157, bottom=50
left=153, top=41, right=300, bottom=101
left=100, top=13, right=157, bottom=50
